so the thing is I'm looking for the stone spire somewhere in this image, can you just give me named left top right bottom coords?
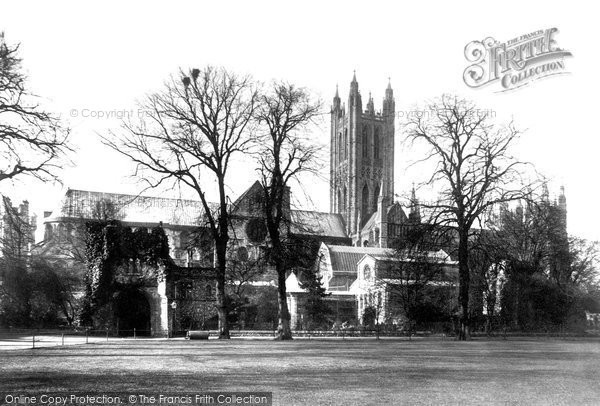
left=408, top=184, right=421, bottom=224
left=332, top=84, right=341, bottom=111
left=383, top=77, right=395, bottom=122
left=385, top=77, right=393, bottom=100
left=349, top=71, right=361, bottom=109
left=558, top=185, right=567, bottom=235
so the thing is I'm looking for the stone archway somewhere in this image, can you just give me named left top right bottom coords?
left=114, top=289, right=152, bottom=336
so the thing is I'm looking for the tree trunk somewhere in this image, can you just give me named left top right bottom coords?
left=215, top=238, right=230, bottom=339
left=276, top=266, right=293, bottom=340
left=457, top=230, right=470, bottom=341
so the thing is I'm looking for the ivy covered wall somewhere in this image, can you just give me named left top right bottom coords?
left=80, top=220, right=170, bottom=326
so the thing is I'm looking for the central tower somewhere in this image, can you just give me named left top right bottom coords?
left=330, top=73, right=395, bottom=239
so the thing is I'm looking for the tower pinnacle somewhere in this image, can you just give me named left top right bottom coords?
left=558, top=185, right=567, bottom=210
left=366, top=92, right=374, bottom=114
left=385, top=78, right=393, bottom=100
left=409, top=183, right=421, bottom=224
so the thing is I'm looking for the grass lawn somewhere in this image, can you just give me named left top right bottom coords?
left=1, top=337, right=599, bottom=405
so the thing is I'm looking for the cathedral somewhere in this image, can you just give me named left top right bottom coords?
left=329, top=73, right=421, bottom=249
left=36, top=73, right=567, bottom=333
left=36, top=73, right=454, bottom=333
left=287, top=75, right=457, bottom=328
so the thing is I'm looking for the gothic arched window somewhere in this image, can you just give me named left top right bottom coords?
left=337, top=188, right=343, bottom=213
left=374, top=127, right=381, bottom=159
left=361, top=184, right=369, bottom=223
left=338, top=132, right=342, bottom=161
left=373, top=183, right=380, bottom=212
left=343, top=186, right=347, bottom=212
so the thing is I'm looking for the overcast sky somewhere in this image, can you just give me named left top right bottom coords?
left=1, top=0, right=598, bottom=241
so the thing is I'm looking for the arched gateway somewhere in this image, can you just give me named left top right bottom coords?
left=114, top=289, right=151, bottom=336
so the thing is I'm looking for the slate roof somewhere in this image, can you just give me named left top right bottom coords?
left=45, top=188, right=350, bottom=240
left=290, top=210, right=347, bottom=239
left=326, top=245, right=392, bottom=274
left=328, top=275, right=355, bottom=291
left=45, top=189, right=215, bottom=227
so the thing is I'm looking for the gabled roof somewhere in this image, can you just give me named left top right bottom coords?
left=230, top=181, right=264, bottom=217
left=362, top=211, right=379, bottom=232
left=285, top=272, right=306, bottom=293
left=290, top=210, right=347, bottom=239
left=323, top=244, right=391, bottom=274
left=387, top=202, right=408, bottom=224
left=360, top=202, right=409, bottom=235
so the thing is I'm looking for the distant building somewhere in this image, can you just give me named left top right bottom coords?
left=0, top=196, right=36, bottom=259
left=286, top=243, right=458, bottom=328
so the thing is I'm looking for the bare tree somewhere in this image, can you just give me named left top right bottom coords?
left=104, top=66, right=259, bottom=339
left=406, top=95, right=535, bottom=340
left=0, top=33, right=70, bottom=185
left=254, top=82, right=322, bottom=339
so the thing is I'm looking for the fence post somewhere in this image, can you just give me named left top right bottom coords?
left=62, top=333, right=65, bottom=346
left=134, top=328, right=136, bottom=339
left=32, top=334, right=35, bottom=349
left=86, top=328, right=89, bottom=344
left=106, top=328, right=109, bottom=342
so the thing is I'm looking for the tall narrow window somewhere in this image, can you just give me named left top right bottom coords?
left=343, top=186, right=347, bottom=212
left=338, top=132, right=342, bottom=161
left=362, top=125, right=369, bottom=158
left=343, top=128, right=348, bottom=159
left=374, top=127, right=381, bottom=160
left=361, top=184, right=369, bottom=223
left=373, top=183, right=380, bottom=212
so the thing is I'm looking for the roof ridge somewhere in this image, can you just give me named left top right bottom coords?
left=328, top=244, right=391, bottom=252
left=65, top=189, right=211, bottom=205
left=290, top=209, right=342, bottom=216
